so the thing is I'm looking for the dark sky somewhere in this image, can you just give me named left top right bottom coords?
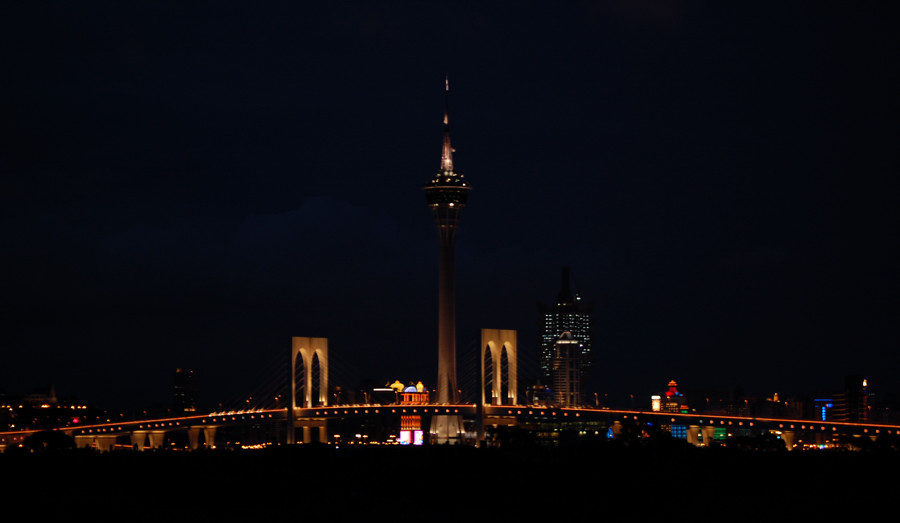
left=2, top=2, right=897, bottom=410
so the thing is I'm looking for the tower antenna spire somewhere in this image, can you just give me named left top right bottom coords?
left=441, top=75, right=454, bottom=173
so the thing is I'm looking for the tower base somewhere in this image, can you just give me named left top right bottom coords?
left=429, top=415, right=465, bottom=445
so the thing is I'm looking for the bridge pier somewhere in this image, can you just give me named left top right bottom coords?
left=780, top=430, right=795, bottom=450
left=701, top=425, right=716, bottom=446
left=94, top=435, right=118, bottom=452
left=188, top=427, right=200, bottom=450
left=74, top=434, right=92, bottom=449
left=687, top=425, right=700, bottom=446
left=148, top=430, right=167, bottom=449
left=430, top=415, right=465, bottom=445
left=611, top=420, right=623, bottom=438
left=131, top=431, right=146, bottom=450
left=188, top=426, right=218, bottom=450
left=303, top=424, right=328, bottom=444
left=74, top=434, right=118, bottom=452
left=130, top=430, right=167, bottom=450
left=292, top=418, right=327, bottom=444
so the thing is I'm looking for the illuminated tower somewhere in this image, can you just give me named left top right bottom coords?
left=424, top=78, right=470, bottom=442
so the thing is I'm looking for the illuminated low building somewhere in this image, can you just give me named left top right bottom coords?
left=400, top=415, right=425, bottom=445
left=651, top=380, right=688, bottom=413
left=400, top=382, right=430, bottom=405
left=649, top=381, right=690, bottom=440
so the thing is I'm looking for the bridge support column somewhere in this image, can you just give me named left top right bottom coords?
left=204, top=427, right=217, bottom=448
left=687, top=425, right=701, bottom=446
left=74, top=435, right=95, bottom=449
left=147, top=431, right=167, bottom=449
left=188, top=427, right=200, bottom=450
left=94, top=435, right=118, bottom=452
left=813, top=431, right=827, bottom=446
left=611, top=420, right=623, bottom=438
left=701, top=425, right=716, bottom=446
left=300, top=425, right=328, bottom=444
left=131, top=431, right=147, bottom=450
left=186, top=426, right=217, bottom=449
left=294, top=419, right=326, bottom=444
left=430, top=415, right=464, bottom=445
left=780, top=430, right=795, bottom=451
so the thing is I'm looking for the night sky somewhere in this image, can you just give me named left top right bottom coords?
left=2, top=2, right=897, bottom=410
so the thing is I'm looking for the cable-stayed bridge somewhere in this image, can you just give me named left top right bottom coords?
left=3, top=404, right=900, bottom=452
left=3, top=332, right=897, bottom=451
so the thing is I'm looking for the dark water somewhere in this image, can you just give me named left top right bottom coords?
left=3, top=442, right=897, bottom=521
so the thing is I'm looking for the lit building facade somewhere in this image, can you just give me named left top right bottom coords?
left=813, top=398, right=834, bottom=421
left=651, top=380, right=688, bottom=413
left=550, top=331, right=585, bottom=407
left=539, top=267, right=593, bottom=391
left=831, top=375, right=869, bottom=422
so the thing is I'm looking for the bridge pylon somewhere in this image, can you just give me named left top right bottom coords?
left=291, top=337, right=329, bottom=409
left=481, top=329, right=518, bottom=406
left=289, top=337, right=329, bottom=444
left=476, top=329, right=518, bottom=446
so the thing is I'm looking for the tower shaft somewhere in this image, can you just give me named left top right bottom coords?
left=434, top=209, right=460, bottom=403
left=424, top=78, right=470, bottom=409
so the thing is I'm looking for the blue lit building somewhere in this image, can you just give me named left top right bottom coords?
left=813, top=398, right=833, bottom=421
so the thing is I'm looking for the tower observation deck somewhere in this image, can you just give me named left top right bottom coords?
left=424, top=78, right=470, bottom=443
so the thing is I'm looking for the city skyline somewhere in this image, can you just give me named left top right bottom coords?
left=2, top=3, right=897, bottom=410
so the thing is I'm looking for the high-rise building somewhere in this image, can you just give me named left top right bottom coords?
left=424, top=78, right=470, bottom=442
left=550, top=331, right=584, bottom=407
left=832, top=375, right=869, bottom=422
left=173, top=368, right=198, bottom=413
left=539, top=267, right=592, bottom=388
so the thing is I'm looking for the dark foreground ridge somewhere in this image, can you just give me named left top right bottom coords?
left=4, top=439, right=899, bottom=521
